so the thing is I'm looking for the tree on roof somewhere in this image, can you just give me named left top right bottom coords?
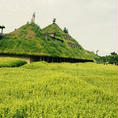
left=53, top=18, right=56, bottom=24
left=111, top=52, right=117, bottom=56
left=63, top=27, right=68, bottom=34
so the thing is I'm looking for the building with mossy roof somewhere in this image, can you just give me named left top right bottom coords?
left=0, top=15, right=97, bottom=63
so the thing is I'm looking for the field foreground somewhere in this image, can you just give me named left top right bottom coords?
left=0, top=61, right=118, bottom=118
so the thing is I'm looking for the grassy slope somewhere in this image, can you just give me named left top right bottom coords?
left=0, top=23, right=97, bottom=60
left=42, top=23, right=79, bottom=44
left=0, top=62, right=117, bottom=117
left=0, top=57, right=26, bottom=67
left=42, top=23, right=97, bottom=59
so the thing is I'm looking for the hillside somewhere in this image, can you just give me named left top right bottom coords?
left=0, top=62, right=117, bottom=117
left=0, top=23, right=97, bottom=60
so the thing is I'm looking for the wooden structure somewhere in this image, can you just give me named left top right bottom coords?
left=44, top=33, right=64, bottom=43
left=0, top=25, right=5, bottom=39
left=0, top=53, right=94, bottom=64
left=0, top=25, right=5, bottom=34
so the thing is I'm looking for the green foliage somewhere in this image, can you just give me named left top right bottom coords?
left=0, top=57, right=26, bottom=67
left=0, top=62, right=117, bottom=117
left=31, top=23, right=41, bottom=37
left=63, top=27, right=68, bottom=33
left=53, top=18, right=56, bottom=24
left=96, top=52, right=118, bottom=65
left=42, top=23, right=64, bottom=35
left=0, top=23, right=97, bottom=60
left=111, top=52, right=117, bottom=56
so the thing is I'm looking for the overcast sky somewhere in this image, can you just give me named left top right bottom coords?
left=0, top=0, right=117, bottom=56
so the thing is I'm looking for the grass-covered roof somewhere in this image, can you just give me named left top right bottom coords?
left=0, top=22, right=97, bottom=60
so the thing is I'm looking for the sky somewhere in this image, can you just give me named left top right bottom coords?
left=0, top=0, right=117, bottom=56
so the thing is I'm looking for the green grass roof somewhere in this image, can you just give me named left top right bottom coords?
left=0, top=23, right=97, bottom=60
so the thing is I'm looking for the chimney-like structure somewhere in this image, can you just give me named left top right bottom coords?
left=31, top=12, right=35, bottom=23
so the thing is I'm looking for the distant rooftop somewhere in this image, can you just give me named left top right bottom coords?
left=0, top=26, right=5, bottom=28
